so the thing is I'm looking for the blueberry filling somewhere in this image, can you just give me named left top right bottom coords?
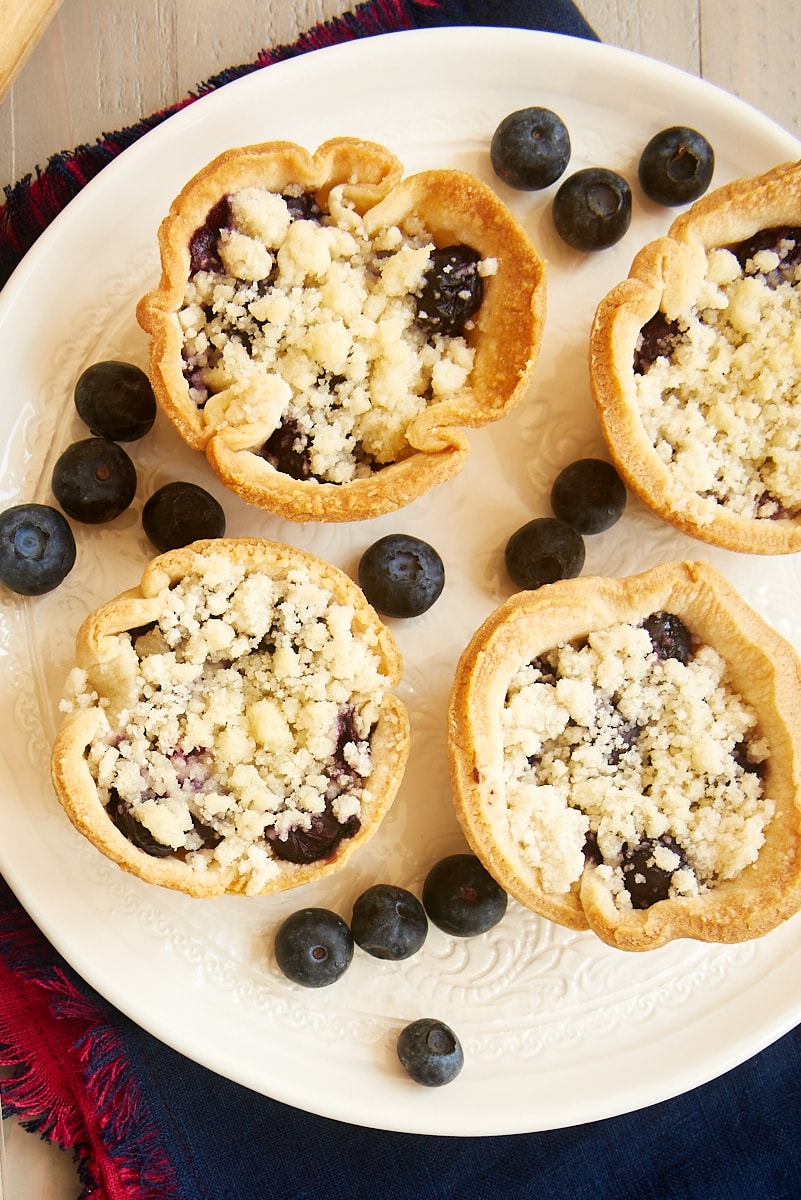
left=192, top=815, right=223, bottom=850
left=330, top=705, right=365, bottom=787
left=415, top=245, right=483, bottom=337
left=529, top=653, right=558, bottom=683
left=608, top=717, right=640, bottom=765
left=633, top=310, right=684, bottom=375
left=282, top=189, right=324, bottom=223
left=582, top=829, right=602, bottom=866
left=641, top=611, right=693, bottom=664
left=107, top=790, right=175, bottom=858
left=733, top=739, right=767, bottom=779
left=258, top=416, right=379, bottom=483
left=258, top=418, right=312, bottom=480
left=266, top=804, right=361, bottom=864
left=730, top=224, right=801, bottom=286
left=189, top=196, right=231, bottom=275
left=620, top=836, right=687, bottom=909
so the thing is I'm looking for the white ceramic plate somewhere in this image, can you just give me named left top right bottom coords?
left=2, top=27, right=801, bottom=1137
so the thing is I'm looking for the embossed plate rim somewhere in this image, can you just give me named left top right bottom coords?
left=1, top=27, right=801, bottom=1135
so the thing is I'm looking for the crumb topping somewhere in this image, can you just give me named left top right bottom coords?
left=634, top=237, right=801, bottom=521
left=60, top=552, right=390, bottom=894
left=179, top=184, right=494, bottom=483
left=501, top=618, right=772, bottom=907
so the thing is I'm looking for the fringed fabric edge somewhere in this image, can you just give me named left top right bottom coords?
left=0, top=879, right=184, bottom=1200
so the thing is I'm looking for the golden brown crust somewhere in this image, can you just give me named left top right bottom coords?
left=51, top=538, right=410, bottom=897
left=589, top=160, right=801, bottom=554
left=136, top=137, right=545, bottom=522
left=447, top=561, right=801, bottom=950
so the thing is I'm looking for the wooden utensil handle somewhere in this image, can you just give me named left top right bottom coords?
left=0, top=0, right=64, bottom=102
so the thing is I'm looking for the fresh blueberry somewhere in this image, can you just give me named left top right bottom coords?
left=552, top=167, right=632, bottom=251
left=642, top=611, right=693, bottom=664
left=74, top=360, right=157, bottom=441
left=358, top=534, right=445, bottom=618
left=422, top=854, right=507, bottom=937
left=52, top=437, right=137, bottom=523
left=0, top=503, right=76, bottom=595
left=351, top=884, right=428, bottom=960
left=620, top=836, right=687, bottom=909
left=490, top=106, right=571, bottom=190
left=142, top=481, right=226, bottom=552
left=550, top=458, right=627, bottom=534
left=397, top=1018, right=464, bottom=1086
left=274, top=908, right=353, bottom=987
left=505, top=517, right=585, bottom=590
left=638, top=126, right=714, bottom=206
left=415, top=245, right=483, bottom=337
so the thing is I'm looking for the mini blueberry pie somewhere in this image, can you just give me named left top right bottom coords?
left=589, top=160, right=801, bottom=553
left=51, top=538, right=410, bottom=896
left=447, top=560, right=801, bottom=950
left=136, top=137, right=545, bottom=522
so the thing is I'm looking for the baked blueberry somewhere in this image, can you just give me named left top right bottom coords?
left=642, top=611, right=693, bottom=665
left=490, top=106, right=571, bottom=190
left=74, top=360, right=157, bottom=441
left=52, top=437, right=137, bottom=523
left=638, top=126, right=714, bottom=206
left=142, top=481, right=226, bottom=552
left=0, top=503, right=76, bottom=595
left=189, top=196, right=230, bottom=275
left=258, top=418, right=312, bottom=480
left=358, top=534, right=445, bottom=618
left=107, top=790, right=174, bottom=858
left=552, top=167, right=632, bottom=251
left=351, top=884, right=428, bottom=960
left=505, top=517, right=585, bottom=590
left=422, top=853, right=507, bottom=937
left=634, top=311, right=684, bottom=375
left=621, top=836, right=687, bottom=909
left=274, top=908, right=354, bottom=987
left=550, top=458, right=627, bottom=534
left=415, top=245, right=483, bottom=337
left=397, top=1018, right=464, bottom=1087
left=266, top=802, right=360, bottom=864
left=282, top=189, right=324, bottom=223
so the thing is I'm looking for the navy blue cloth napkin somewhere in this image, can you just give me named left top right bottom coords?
left=3, top=3, right=801, bottom=1199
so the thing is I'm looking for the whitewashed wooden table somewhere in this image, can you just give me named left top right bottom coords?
left=1, top=0, right=799, bottom=1195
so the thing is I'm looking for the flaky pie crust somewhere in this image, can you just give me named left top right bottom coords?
left=51, top=538, right=410, bottom=897
left=589, top=160, right=801, bottom=554
left=136, top=137, right=546, bottom=522
left=447, top=561, right=801, bottom=951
